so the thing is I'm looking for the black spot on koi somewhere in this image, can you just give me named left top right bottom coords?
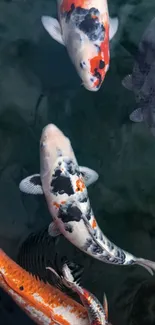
left=65, top=224, right=73, bottom=233
left=58, top=204, right=82, bottom=223
left=30, top=176, right=42, bottom=186
left=63, top=6, right=105, bottom=42
left=51, top=169, right=74, bottom=196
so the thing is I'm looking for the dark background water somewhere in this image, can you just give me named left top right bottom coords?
left=1, top=0, right=155, bottom=324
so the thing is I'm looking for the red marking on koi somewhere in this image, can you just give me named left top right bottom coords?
left=76, top=179, right=85, bottom=192
left=61, top=201, right=66, bottom=205
left=92, top=219, right=97, bottom=229
left=53, top=202, right=60, bottom=209
left=83, top=289, right=92, bottom=303
left=60, top=0, right=90, bottom=13
left=90, top=20, right=110, bottom=88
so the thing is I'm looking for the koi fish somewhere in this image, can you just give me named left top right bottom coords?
left=17, top=228, right=112, bottom=325
left=46, top=260, right=110, bottom=325
left=122, top=17, right=155, bottom=136
left=19, top=124, right=155, bottom=275
left=41, top=0, right=118, bottom=91
left=0, top=248, right=89, bottom=325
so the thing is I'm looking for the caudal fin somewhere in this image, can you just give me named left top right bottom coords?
left=136, top=258, right=155, bottom=276
left=61, top=258, right=84, bottom=285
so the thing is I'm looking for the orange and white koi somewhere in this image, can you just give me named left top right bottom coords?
left=0, top=248, right=89, bottom=325
left=41, top=0, right=118, bottom=91
left=19, top=124, right=155, bottom=275
left=46, top=260, right=110, bottom=325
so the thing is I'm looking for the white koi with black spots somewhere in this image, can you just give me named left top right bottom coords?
left=19, top=124, right=155, bottom=275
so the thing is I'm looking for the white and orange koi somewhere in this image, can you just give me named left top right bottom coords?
left=0, top=248, right=89, bottom=325
left=19, top=124, right=155, bottom=275
left=41, top=0, right=118, bottom=91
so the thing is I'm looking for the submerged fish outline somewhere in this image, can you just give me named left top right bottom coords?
left=122, top=17, right=155, bottom=136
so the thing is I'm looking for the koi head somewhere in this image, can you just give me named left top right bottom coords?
left=40, top=124, right=77, bottom=189
left=64, top=3, right=110, bottom=92
left=19, top=123, right=98, bottom=197
left=66, top=28, right=109, bottom=92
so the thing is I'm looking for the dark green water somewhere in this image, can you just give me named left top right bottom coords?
left=1, top=0, right=155, bottom=324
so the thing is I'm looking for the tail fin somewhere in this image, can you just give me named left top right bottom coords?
left=46, top=257, right=84, bottom=291
left=136, top=258, right=155, bottom=275
left=61, top=258, right=84, bottom=286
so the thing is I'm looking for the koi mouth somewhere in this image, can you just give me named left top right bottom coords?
left=81, top=82, right=99, bottom=91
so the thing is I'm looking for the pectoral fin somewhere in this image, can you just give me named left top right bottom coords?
left=129, top=108, right=144, bottom=122
left=79, top=166, right=99, bottom=187
left=48, top=222, right=61, bottom=237
left=122, top=74, right=133, bottom=91
left=41, top=16, right=65, bottom=45
left=19, top=174, right=43, bottom=195
left=109, top=16, right=119, bottom=40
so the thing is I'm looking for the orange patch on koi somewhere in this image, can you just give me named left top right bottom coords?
left=60, top=0, right=91, bottom=13
left=76, top=179, right=85, bottom=192
left=0, top=249, right=88, bottom=325
left=53, top=202, right=60, bottom=209
left=91, top=219, right=97, bottom=229
left=90, top=19, right=110, bottom=88
left=91, top=15, right=98, bottom=19
left=83, top=289, right=91, bottom=302
left=61, top=201, right=66, bottom=205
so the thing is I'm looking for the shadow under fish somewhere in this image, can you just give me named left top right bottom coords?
left=17, top=227, right=83, bottom=301
left=122, top=16, right=155, bottom=136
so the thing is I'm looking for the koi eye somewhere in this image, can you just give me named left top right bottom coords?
left=40, top=141, right=45, bottom=148
left=80, top=61, right=86, bottom=69
left=56, top=148, right=62, bottom=157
